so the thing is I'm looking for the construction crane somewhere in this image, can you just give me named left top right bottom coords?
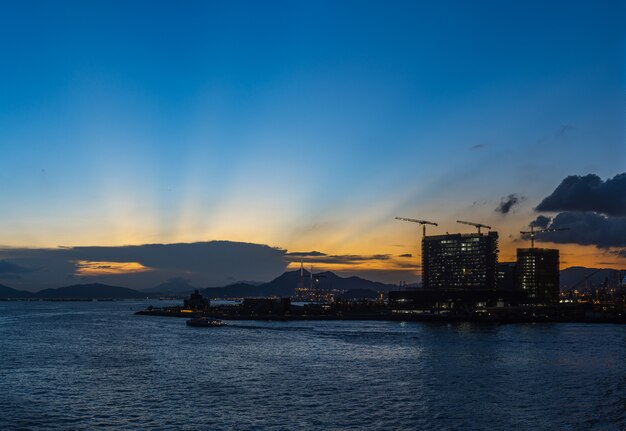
left=395, top=217, right=438, bottom=237
left=456, top=220, right=491, bottom=234
left=569, top=268, right=603, bottom=291
left=520, top=225, right=569, bottom=248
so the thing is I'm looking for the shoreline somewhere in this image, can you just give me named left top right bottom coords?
left=135, top=307, right=626, bottom=325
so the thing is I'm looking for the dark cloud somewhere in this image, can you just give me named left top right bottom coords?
left=471, top=200, right=488, bottom=207
left=392, top=261, right=421, bottom=269
left=531, top=212, right=626, bottom=248
left=398, top=253, right=413, bottom=258
left=536, top=173, right=626, bottom=216
left=0, top=242, right=425, bottom=291
left=530, top=215, right=551, bottom=228
left=558, top=124, right=575, bottom=138
left=0, top=241, right=288, bottom=291
left=285, top=251, right=327, bottom=257
left=609, top=249, right=626, bottom=258
left=285, top=254, right=392, bottom=265
left=470, top=144, right=486, bottom=151
left=495, top=194, right=525, bottom=214
left=66, top=242, right=287, bottom=273
left=0, top=260, right=34, bottom=274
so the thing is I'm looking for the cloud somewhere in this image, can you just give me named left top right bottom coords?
left=0, top=241, right=288, bottom=291
left=471, top=200, right=488, bottom=207
left=284, top=251, right=421, bottom=284
left=0, top=260, right=34, bottom=274
left=609, top=249, right=626, bottom=258
left=285, top=254, right=392, bottom=265
left=531, top=212, right=626, bottom=248
left=530, top=215, right=551, bottom=228
left=536, top=173, right=626, bottom=216
left=285, top=251, right=327, bottom=257
left=470, top=144, right=486, bottom=151
left=495, top=194, right=525, bottom=214
left=0, top=241, right=426, bottom=290
left=558, top=124, right=575, bottom=138
left=392, top=260, right=421, bottom=269
left=530, top=173, right=626, bottom=257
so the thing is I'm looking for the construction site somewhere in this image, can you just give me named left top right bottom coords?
left=137, top=217, right=626, bottom=324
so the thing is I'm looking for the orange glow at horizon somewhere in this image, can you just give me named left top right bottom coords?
left=286, top=241, right=626, bottom=278
left=286, top=260, right=420, bottom=273
left=74, top=260, right=152, bottom=276
left=498, top=242, right=626, bottom=271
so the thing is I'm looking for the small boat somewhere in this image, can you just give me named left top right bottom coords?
left=186, top=317, right=225, bottom=327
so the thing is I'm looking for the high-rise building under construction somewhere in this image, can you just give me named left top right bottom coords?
left=422, top=232, right=499, bottom=290
left=516, top=248, right=559, bottom=303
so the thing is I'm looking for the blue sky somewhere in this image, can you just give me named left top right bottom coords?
left=0, top=1, right=624, bottom=286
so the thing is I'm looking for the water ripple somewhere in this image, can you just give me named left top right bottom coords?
left=0, top=301, right=624, bottom=430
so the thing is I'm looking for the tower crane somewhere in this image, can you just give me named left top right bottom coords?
left=520, top=225, right=569, bottom=248
left=456, top=220, right=491, bottom=234
left=395, top=217, right=438, bottom=237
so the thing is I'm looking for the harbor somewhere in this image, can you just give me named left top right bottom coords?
left=136, top=289, right=626, bottom=324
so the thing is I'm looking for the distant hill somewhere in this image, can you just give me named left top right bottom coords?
left=142, top=278, right=196, bottom=295
left=202, top=270, right=396, bottom=298
left=34, top=283, right=145, bottom=299
left=13, top=266, right=616, bottom=300
left=0, top=284, right=33, bottom=299
left=252, top=270, right=306, bottom=296
left=315, top=271, right=395, bottom=292
left=560, top=266, right=624, bottom=290
left=228, top=280, right=264, bottom=286
left=202, top=282, right=260, bottom=298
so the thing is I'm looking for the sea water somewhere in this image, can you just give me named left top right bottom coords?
left=0, top=300, right=624, bottom=430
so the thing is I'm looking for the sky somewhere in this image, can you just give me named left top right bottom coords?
left=0, top=0, right=624, bottom=290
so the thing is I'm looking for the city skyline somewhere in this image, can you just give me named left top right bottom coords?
left=0, top=1, right=624, bottom=288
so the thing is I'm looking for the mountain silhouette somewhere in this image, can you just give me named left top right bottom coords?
left=34, top=283, right=145, bottom=299
left=141, top=277, right=196, bottom=295
left=2, top=267, right=622, bottom=300
left=202, top=282, right=261, bottom=298
left=202, top=270, right=396, bottom=298
left=0, top=284, right=33, bottom=298
left=559, top=266, right=624, bottom=290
